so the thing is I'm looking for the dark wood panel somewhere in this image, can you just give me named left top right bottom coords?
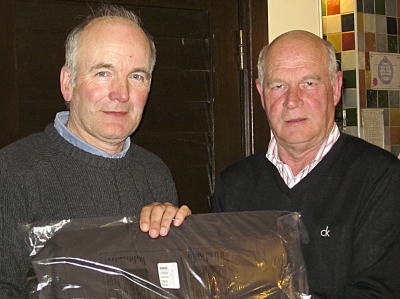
left=132, top=132, right=209, bottom=167
left=17, top=66, right=62, bottom=103
left=150, top=69, right=211, bottom=102
left=172, top=166, right=211, bottom=213
left=211, top=0, right=242, bottom=176
left=19, top=101, right=65, bottom=137
left=139, top=7, right=210, bottom=39
left=0, top=0, right=18, bottom=149
left=139, top=101, right=210, bottom=132
left=16, top=1, right=93, bottom=31
left=132, top=132, right=212, bottom=212
left=16, top=31, right=66, bottom=66
left=251, top=0, right=270, bottom=153
left=155, top=37, right=211, bottom=70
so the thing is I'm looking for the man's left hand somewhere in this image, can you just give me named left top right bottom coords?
left=140, top=202, right=191, bottom=238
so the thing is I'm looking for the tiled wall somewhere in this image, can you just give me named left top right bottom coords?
left=322, top=0, right=400, bottom=156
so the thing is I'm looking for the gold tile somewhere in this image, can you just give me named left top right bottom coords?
left=328, top=33, right=342, bottom=51
left=357, top=13, right=364, bottom=32
left=341, top=0, right=354, bottom=13
left=365, top=70, right=371, bottom=89
left=390, top=108, right=400, bottom=126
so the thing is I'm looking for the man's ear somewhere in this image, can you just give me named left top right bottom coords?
left=256, top=78, right=266, bottom=111
left=60, top=66, right=73, bottom=102
left=332, top=71, right=343, bottom=107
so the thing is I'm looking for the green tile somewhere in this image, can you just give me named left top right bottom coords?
left=388, top=35, right=398, bottom=53
left=346, top=108, right=358, bottom=126
left=378, top=90, right=389, bottom=108
left=357, top=0, right=363, bottom=12
left=343, top=70, right=357, bottom=88
left=375, top=0, right=385, bottom=15
left=321, top=0, right=327, bottom=16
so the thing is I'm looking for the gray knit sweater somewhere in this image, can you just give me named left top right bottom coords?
left=0, top=124, right=178, bottom=298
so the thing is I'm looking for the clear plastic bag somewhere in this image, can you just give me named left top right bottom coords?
left=21, top=210, right=313, bottom=299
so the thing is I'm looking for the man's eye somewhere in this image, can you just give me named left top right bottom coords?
left=272, top=84, right=283, bottom=90
left=132, top=74, right=144, bottom=81
left=97, top=72, right=107, bottom=77
left=304, top=81, right=314, bottom=86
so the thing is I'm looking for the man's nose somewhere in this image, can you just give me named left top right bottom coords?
left=109, top=78, right=130, bottom=102
left=284, top=86, right=304, bottom=109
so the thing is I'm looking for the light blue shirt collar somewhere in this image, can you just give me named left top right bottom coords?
left=54, top=111, right=130, bottom=159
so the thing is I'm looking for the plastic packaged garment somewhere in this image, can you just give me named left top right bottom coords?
left=21, top=210, right=312, bottom=299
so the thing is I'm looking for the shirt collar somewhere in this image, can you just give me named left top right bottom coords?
left=54, top=111, right=130, bottom=159
left=266, top=124, right=340, bottom=187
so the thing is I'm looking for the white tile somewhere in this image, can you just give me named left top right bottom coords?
left=326, top=15, right=342, bottom=34
left=341, top=50, right=356, bottom=71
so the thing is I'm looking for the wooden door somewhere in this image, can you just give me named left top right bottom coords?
left=0, top=0, right=269, bottom=213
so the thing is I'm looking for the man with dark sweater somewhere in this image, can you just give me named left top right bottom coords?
left=0, top=5, right=190, bottom=298
left=212, top=30, right=400, bottom=298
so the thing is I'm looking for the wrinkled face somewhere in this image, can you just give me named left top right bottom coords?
left=60, top=18, right=152, bottom=152
left=256, top=34, right=342, bottom=152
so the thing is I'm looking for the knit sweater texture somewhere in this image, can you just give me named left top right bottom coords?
left=212, top=133, right=400, bottom=299
left=0, top=124, right=178, bottom=298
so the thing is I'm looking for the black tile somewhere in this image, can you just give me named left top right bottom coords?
left=367, top=90, right=377, bottom=108
left=342, top=14, right=354, bottom=32
left=363, top=0, right=374, bottom=13
left=387, top=17, right=397, bottom=35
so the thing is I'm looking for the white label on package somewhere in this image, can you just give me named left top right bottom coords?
left=157, top=262, right=180, bottom=289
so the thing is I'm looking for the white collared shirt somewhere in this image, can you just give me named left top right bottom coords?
left=266, top=124, right=340, bottom=188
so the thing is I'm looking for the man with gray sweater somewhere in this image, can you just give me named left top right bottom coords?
left=0, top=5, right=190, bottom=298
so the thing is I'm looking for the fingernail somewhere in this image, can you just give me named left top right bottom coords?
left=141, top=223, right=148, bottom=231
left=174, top=219, right=181, bottom=226
left=160, top=227, right=167, bottom=236
left=150, top=229, right=157, bottom=238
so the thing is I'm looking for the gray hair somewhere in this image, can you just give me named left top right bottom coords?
left=64, top=4, right=156, bottom=87
left=257, top=36, right=338, bottom=88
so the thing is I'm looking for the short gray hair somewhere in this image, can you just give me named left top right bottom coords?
left=257, top=37, right=338, bottom=88
left=64, top=4, right=156, bottom=87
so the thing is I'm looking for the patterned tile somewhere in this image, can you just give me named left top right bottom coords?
left=375, top=0, right=386, bottom=15
left=390, top=127, right=400, bottom=145
left=378, top=90, right=389, bottom=108
left=387, top=17, right=398, bottom=34
left=386, top=0, right=397, bottom=17
left=389, top=90, right=400, bottom=108
left=376, top=33, right=388, bottom=51
left=358, top=32, right=365, bottom=51
left=364, top=0, right=375, bottom=13
left=321, top=0, right=399, bottom=146
left=367, top=89, right=377, bottom=107
left=365, top=32, right=376, bottom=51
left=388, top=35, right=398, bottom=52
left=343, top=88, right=358, bottom=108
left=376, top=14, right=387, bottom=33
left=364, top=13, right=377, bottom=32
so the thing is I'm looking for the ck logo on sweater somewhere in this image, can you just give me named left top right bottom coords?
left=320, top=226, right=330, bottom=237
